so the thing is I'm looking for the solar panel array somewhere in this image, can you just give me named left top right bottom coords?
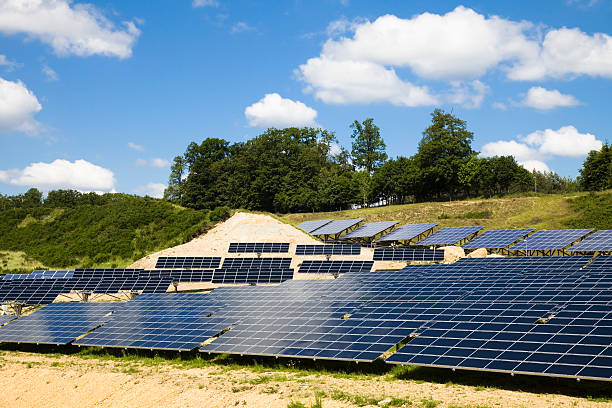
left=416, top=226, right=484, bottom=246
left=3, top=255, right=612, bottom=381
left=340, top=221, right=399, bottom=239
left=75, top=294, right=229, bottom=351
left=462, top=229, right=535, bottom=249
left=310, top=219, right=364, bottom=236
left=298, top=260, right=374, bottom=274
left=568, top=230, right=612, bottom=253
left=509, top=229, right=594, bottom=251
left=296, top=219, right=333, bottom=234
left=213, top=257, right=294, bottom=284
left=154, top=269, right=215, bottom=283
left=0, top=279, right=67, bottom=305
left=0, top=302, right=120, bottom=344
left=295, top=245, right=362, bottom=256
left=377, top=223, right=439, bottom=242
left=373, top=248, right=444, bottom=262
left=2, top=270, right=74, bottom=280
left=0, top=315, right=16, bottom=326
left=228, top=243, right=290, bottom=253
left=155, top=257, right=221, bottom=269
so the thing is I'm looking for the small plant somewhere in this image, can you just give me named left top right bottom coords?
left=421, top=397, right=441, bottom=408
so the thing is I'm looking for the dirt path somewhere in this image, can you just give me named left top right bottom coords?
left=0, top=351, right=609, bottom=408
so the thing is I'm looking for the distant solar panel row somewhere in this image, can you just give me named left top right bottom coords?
left=228, top=243, right=290, bottom=253
left=462, top=228, right=535, bottom=249
left=221, top=258, right=292, bottom=269
left=212, top=269, right=294, bottom=284
left=416, top=226, right=484, bottom=246
left=311, top=219, right=363, bottom=236
left=295, top=244, right=361, bottom=255
left=373, top=248, right=444, bottom=262
left=296, top=219, right=333, bottom=234
left=298, top=260, right=374, bottom=274
left=509, top=229, right=593, bottom=251
left=377, top=223, right=439, bottom=242
left=341, top=221, right=399, bottom=239
left=568, top=230, right=612, bottom=252
left=155, top=257, right=221, bottom=269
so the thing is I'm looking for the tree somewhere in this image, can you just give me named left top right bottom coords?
left=580, top=143, right=611, bottom=191
left=350, top=118, right=387, bottom=173
left=22, top=188, right=43, bottom=208
left=415, top=109, right=476, bottom=200
left=164, top=156, right=186, bottom=201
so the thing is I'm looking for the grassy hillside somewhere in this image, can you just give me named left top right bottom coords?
left=281, top=191, right=612, bottom=231
left=0, top=194, right=219, bottom=273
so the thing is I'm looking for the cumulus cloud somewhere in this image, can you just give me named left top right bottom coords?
left=481, top=125, right=602, bottom=172
left=0, top=76, right=42, bottom=134
left=523, top=125, right=602, bottom=157
left=0, top=0, right=140, bottom=59
left=245, top=93, right=319, bottom=128
left=298, top=57, right=437, bottom=106
left=521, top=87, right=580, bottom=110
left=135, top=158, right=169, bottom=168
left=0, top=159, right=116, bottom=191
left=127, top=141, right=144, bottom=151
left=192, top=0, right=218, bottom=7
left=134, top=182, right=165, bottom=198
left=297, top=6, right=612, bottom=106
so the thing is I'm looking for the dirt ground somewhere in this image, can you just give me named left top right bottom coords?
left=1, top=351, right=610, bottom=408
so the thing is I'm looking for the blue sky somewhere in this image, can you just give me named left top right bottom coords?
left=1, top=0, right=611, bottom=197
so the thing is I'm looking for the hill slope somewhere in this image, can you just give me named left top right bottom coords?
left=280, top=191, right=612, bottom=231
left=0, top=194, right=216, bottom=273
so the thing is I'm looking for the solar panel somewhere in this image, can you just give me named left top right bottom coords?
left=340, top=221, right=399, bottom=239
left=74, top=293, right=230, bottom=351
left=298, top=260, right=373, bottom=274
left=373, top=248, right=444, bottom=262
left=509, top=229, right=594, bottom=251
left=151, top=269, right=214, bottom=283
left=0, top=315, right=16, bottom=326
left=0, top=302, right=120, bottom=345
left=154, top=257, right=222, bottom=269
left=295, top=245, right=362, bottom=256
left=568, top=230, right=612, bottom=252
left=228, top=243, right=290, bottom=253
left=212, top=269, right=294, bottom=284
left=377, top=223, right=439, bottom=242
left=462, top=229, right=535, bottom=249
left=221, top=258, right=292, bottom=269
left=296, top=219, right=333, bottom=234
left=311, top=219, right=364, bottom=236
left=2, top=270, right=74, bottom=280
left=0, top=279, right=66, bottom=305
left=415, top=226, right=484, bottom=246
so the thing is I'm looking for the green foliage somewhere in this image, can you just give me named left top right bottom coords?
left=0, top=193, right=211, bottom=269
left=350, top=118, right=388, bottom=173
left=580, top=143, right=612, bottom=191
left=210, top=206, right=231, bottom=222
left=564, top=192, right=612, bottom=229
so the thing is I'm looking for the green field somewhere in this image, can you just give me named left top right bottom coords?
left=280, top=191, right=612, bottom=231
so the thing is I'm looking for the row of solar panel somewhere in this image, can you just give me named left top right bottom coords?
left=0, top=255, right=610, bottom=381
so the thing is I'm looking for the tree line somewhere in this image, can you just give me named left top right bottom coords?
left=163, top=109, right=598, bottom=213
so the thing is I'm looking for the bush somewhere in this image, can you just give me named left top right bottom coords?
left=210, top=206, right=231, bottom=222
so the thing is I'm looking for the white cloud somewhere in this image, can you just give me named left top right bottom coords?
left=492, top=102, right=507, bottom=110
left=298, top=57, right=438, bottom=106
left=127, top=141, right=144, bottom=151
left=521, top=86, right=580, bottom=110
left=42, top=64, right=58, bottom=81
left=245, top=93, right=319, bottom=128
left=0, top=0, right=140, bottom=59
left=481, top=125, right=602, bottom=172
left=135, top=158, right=169, bottom=168
left=134, top=182, right=165, bottom=198
left=231, top=22, right=255, bottom=34
left=0, top=76, right=42, bottom=134
left=192, top=0, right=218, bottom=7
left=523, top=125, right=602, bottom=157
left=0, top=54, right=19, bottom=70
left=298, top=6, right=612, bottom=104
left=0, top=159, right=116, bottom=191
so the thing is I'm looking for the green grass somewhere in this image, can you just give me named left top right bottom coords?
left=0, top=250, right=46, bottom=274
left=280, top=190, right=612, bottom=231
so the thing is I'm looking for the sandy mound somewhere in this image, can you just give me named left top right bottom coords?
left=129, top=212, right=402, bottom=273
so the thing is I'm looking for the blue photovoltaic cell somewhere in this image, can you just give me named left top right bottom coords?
left=373, top=248, right=444, bottom=262
left=377, top=223, right=439, bottom=242
left=311, top=219, right=364, bottom=236
left=0, top=315, right=16, bottom=326
left=296, top=220, right=333, bottom=234
left=340, top=221, right=399, bottom=239
left=75, top=293, right=230, bottom=351
left=462, top=229, right=535, bottom=249
left=0, top=302, right=120, bottom=344
left=2, top=270, right=74, bottom=280
left=155, top=257, right=221, bottom=269
left=228, top=243, right=290, bottom=253
left=295, top=245, right=362, bottom=256
left=509, top=229, right=593, bottom=251
left=298, top=260, right=373, bottom=274
left=415, top=226, right=484, bottom=246
left=568, top=230, right=612, bottom=252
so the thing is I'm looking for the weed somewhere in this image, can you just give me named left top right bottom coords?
left=420, top=397, right=441, bottom=408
